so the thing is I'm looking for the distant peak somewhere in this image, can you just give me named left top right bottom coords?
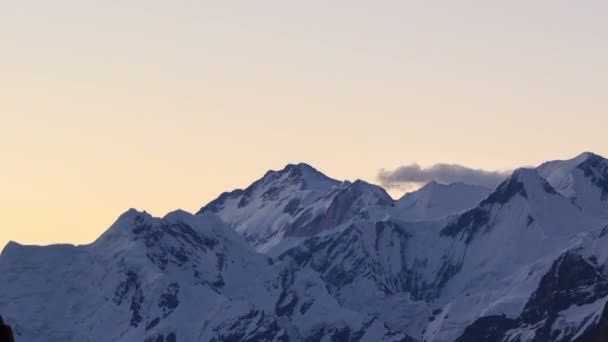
left=344, top=179, right=394, bottom=205
left=349, top=179, right=388, bottom=192
left=537, top=152, right=608, bottom=199
left=118, top=208, right=151, bottom=221
left=539, top=152, right=606, bottom=171
left=90, top=209, right=158, bottom=250
left=511, top=168, right=540, bottom=182
left=264, top=162, right=324, bottom=179
left=411, top=181, right=442, bottom=195
left=283, top=162, right=328, bottom=178
left=163, top=209, right=194, bottom=222
left=1, top=240, right=23, bottom=257
left=113, top=208, right=157, bottom=229
left=481, top=168, right=558, bottom=206
left=283, top=162, right=316, bottom=171
left=577, top=151, right=601, bottom=159
left=351, top=179, right=371, bottom=186
left=573, top=152, right=604, bottom=165
left=416, top=181, right=489, bottom=194
left=268, top=162, right=338, bottom=188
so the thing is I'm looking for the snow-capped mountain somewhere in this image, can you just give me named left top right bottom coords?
left=422, top=167, right=601, bottom=341
left=197, top=163, right=393, bottom=254
left=2, top=152, right=608, bottom=342
left=196, top=163, right=345, bottom=252
left=0, top=209, right=411, bottom=342
left=538, top=152, right=608, bottom=219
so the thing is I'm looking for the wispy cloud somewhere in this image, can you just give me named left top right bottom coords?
left=378, top=163, right=511, bottom=190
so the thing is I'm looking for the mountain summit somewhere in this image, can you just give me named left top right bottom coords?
left=395, top=181, right=492, bottom=221
left=538, top=152, right=608, bottom=218
left=196, top=163, right=347, bottom=252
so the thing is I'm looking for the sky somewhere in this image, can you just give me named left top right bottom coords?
left=1, top=0, right=607, bottom=249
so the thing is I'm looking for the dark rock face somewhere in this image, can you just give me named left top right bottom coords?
left=284, top=225, right=371, bottom=290
left=275, top=269, right=298, bottom=317
left=522, top=251, right=608, bottom=324
left=575, top=302, right=608, bottom=342
left=129, top=214, right=218, bottom=272
left=197, top=190, right=244, bottom=214
left=456, top=250, right=608, bottom=342
left=159, top=282, right=180, bottom=317
left=0, top=316, right=15, bottom=342
left=440, top=207, right=490, bottom=244
left=144, top=332, right=177, bottom=342
left=304, top=326, right=360, bottom=342
left=578, top=155, right=608, bottom=200
left=113, top=270, right=144, bottom=328
left=455, top=315, right=518, bottom=342
left=145, top=317, right=161, bottom=331
left=209, top=310, right=289, bottom=342
left=302, top=320, right=415, bottom=342
left=518, top=251, right=608, bottom=342
left=284, top=208, right=325, bottom=237
left=283, top=198, right=302, bottom=215
left=439, top=173, right=528, bottom=243
left=482, top=177, right=528, bottom=206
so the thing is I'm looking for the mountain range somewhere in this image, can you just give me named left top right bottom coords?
left=2, top=152, right=608, bottom=341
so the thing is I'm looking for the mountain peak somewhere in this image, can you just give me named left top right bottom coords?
left=108, top=208, right=154, bottom=228
left=350, top=178, right=381, bottom=188
left=91, top=208, right=158, bottom=252
left=260, top=162, right=339, bottom=191
left=163, top=209, right=194, bottom=222
left=416, top=180, right=464, bottom=193
left=283, top=162, right=316, bottom=172
left=409, top=181, right=490, bottom=198
left=1, top=240, right=24, bottom=258
left=196, top=162, right=347, bottom=251
left=538, top=151, right=607, bottom=173
left=538, top=151, right=606, bottom=172
left=537, top=152, right=608, bottom=204
left=573, top=151, right=603, bottom=163
left=576, top=151, right=608, bottom=170
left=268, top=162, right=320, bottom=177
left=198, top=163, right=340, bottom=216
left=422, top=180, right=441, bottom=189
left=511, top=168, right=541, bottom=183
left=481, top=168, right=557, bottom=207
left=395, top=181, right=492, bottom=221
left=282, top=162, right=333, bottom=183
left=347, top=179, right=394, bottom=205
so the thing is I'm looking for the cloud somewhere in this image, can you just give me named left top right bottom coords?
left=377, top=163, right=511, bottom=190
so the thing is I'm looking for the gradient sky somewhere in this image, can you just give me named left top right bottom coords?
left=1, top=0, right=607, bottom=249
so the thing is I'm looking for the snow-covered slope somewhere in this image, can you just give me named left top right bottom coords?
left=197, top=163, right=393, bottom=253
left=3, top=152, right=608, bottom=342
left=423, top=168, right=600, bottom=341
left=538, top=152, right=608, bottom=219
left=0, top=209, right=412, bottom=342
left=395, top=181, right=492, bottom=221
left=455, top=227, right=608, bottom=342
left=196, top=163, right=346, bottom=252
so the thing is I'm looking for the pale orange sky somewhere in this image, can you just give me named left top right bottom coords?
left=1, top=0, right=607, bottom=249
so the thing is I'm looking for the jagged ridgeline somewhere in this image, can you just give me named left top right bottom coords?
left=2, top=152, right=608, bottom=342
